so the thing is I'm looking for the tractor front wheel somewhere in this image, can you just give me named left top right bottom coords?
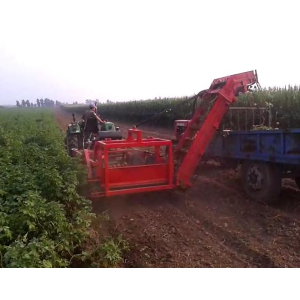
left=241, top=161, right=282, bottom=204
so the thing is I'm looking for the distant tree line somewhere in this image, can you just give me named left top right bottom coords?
left=15, top=98, right=110, bottom=108
left=16, top=98, right=62, bottom=108
left=85, top=99, right=111, bottom=104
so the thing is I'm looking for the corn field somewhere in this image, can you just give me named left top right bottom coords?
left=63, top=86, right=300, bottom=129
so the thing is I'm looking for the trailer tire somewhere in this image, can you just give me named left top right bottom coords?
left=241, top=161, right=281, bottom=204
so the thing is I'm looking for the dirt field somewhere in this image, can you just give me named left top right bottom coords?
left=56, top=108, right=300, bottom=267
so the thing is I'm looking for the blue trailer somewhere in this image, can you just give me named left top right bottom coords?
left=204, top=129, right=300, bottom=202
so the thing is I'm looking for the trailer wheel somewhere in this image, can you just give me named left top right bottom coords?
left=241, top=161, right=281, bottom=203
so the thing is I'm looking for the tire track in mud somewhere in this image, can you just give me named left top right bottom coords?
left=108, top=200, right=248, bottom=267
left=97, top=189, right=272, bottom=267
left=167, top=189, right=276, bottom=268
left=170, top=171, right=300, bottom=267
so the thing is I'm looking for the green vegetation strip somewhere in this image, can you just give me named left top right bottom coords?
left=0, top=108, right=126, bottom=267
left=63, top=87, right=300, bottom=128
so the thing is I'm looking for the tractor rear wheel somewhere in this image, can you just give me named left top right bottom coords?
left=65, top=134, right=83, bottom=157
left=241, top=161, right=282, bottom=204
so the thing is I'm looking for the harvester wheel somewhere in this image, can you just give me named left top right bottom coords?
left=241, top=161, right=281, bottom=204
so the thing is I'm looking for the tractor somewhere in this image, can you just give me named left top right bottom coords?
left=65, top=112, right=123, bottom=157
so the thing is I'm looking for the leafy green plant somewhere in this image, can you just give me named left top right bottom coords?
left=81, top=235, right=129, bottom=268
left=99, top=236, right=129, bottom=268
left=0, top=108, right=95, bottom=267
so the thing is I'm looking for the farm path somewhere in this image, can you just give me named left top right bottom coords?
left=55, top=107, right=300, bottom=267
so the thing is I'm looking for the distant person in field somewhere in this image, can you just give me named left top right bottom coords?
left=82, top=103, right=105, bottom=137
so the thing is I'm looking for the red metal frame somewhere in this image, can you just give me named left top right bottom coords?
left=84, top=129, right=174, bottom=197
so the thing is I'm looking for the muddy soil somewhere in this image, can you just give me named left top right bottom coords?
left=55, top=108, right=300, bottom=267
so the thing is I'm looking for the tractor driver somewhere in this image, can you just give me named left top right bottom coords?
left=82, top=103, right=105, bottom=137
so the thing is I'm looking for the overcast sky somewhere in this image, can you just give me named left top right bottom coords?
left=0, top=0, right=299, bottom=105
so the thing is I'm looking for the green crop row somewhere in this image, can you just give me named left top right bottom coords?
left=62, top=86, right=300, bottom=129
left=0, top=108, right=126, bottom=267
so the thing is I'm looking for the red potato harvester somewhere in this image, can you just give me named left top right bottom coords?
left=82, top=71, right=259, bottom=197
